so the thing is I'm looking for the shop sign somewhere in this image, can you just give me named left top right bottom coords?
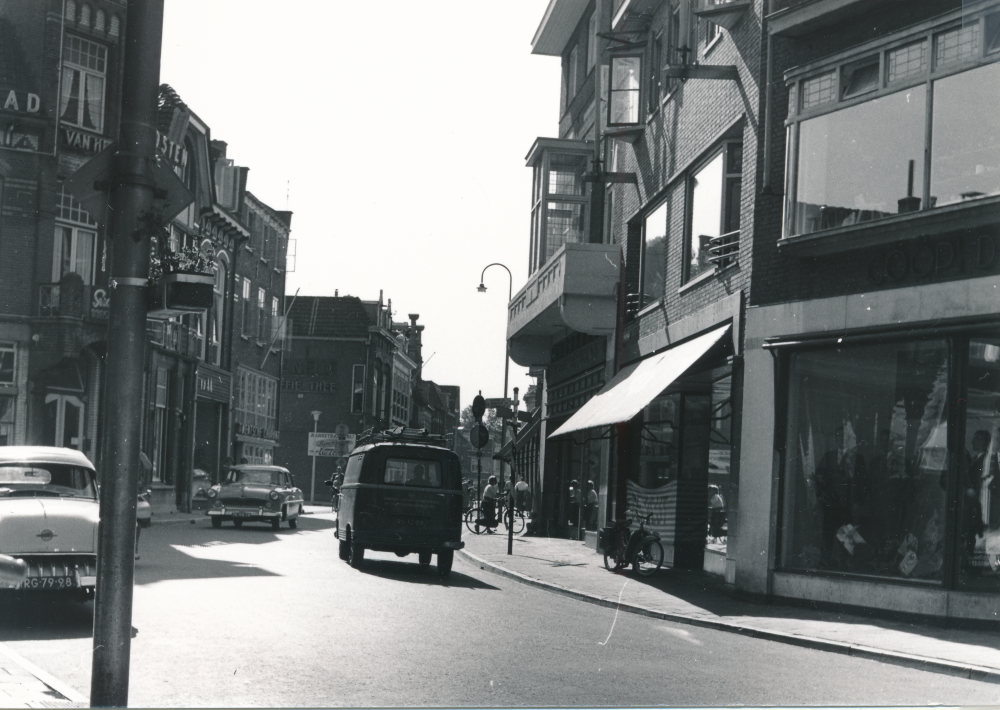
left=197, top=369, right=232, bottom=403
left=868, top=234, right=997, bottom=286
left=281, top=379, right=336, bottom=393
left=89, top=288, right=110, bottom=320
left=156, top=131, right=188, bottom=167
left=307, top=432, right=355, bottom=457
left=235, top=421, right=279, bottom=442
left=63, top=128, right=113, bottom=154
left=1, top=89, right=41, bottom=114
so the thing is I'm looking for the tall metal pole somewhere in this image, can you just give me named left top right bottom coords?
left=508, top=387, right=520, bottom=555
left=91, top=1, right=164, bottom=705
left=310, top=411, right=320, bottom=504
left=477, top=263, right=512, bottom=489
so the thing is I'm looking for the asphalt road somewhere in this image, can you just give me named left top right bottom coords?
left=0, top=510, right=997, bottom=707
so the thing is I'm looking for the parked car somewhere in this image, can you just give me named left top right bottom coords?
left=333, top=427, right=464, bottom=579
left=205, top=465, right=303, bottom=530
left=190, top=469, right=213, bottom=512
left=0, top=446, right=99, bottom=599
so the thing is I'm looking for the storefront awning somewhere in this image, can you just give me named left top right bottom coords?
left=547, top=324, right=731, bottom=439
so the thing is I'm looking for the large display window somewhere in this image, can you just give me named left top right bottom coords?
left=779, top=334, right=1000, bottom=586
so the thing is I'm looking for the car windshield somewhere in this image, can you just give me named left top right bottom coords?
left=0, top=463, right=97, bottom=499
left=230, top=470, right=284, bottom=486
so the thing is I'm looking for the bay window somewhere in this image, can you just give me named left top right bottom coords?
left=527, top=140, right=592, bottom=274
left=608, top=54, right=642, bottom=126
left=784, top=8, right=1000, bottom=239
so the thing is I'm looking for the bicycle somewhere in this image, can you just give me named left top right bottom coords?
left=464, top=497, right=525, bottom=535
left=602, top=511, right=664, bottom=577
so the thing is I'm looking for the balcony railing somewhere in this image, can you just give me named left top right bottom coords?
left=707, top=230, right=740, bottom=266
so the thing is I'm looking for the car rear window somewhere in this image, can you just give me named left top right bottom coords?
left=0, top=464, right=97, bottom=499
left=383, top=458, right=441, bottom=487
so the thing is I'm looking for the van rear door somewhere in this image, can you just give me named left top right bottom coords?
left=374, top=450, right=461, bottom=543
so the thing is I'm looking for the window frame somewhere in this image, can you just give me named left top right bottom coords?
left=608, top=52, right=644, bottom=127
left=240, top=277, right=252, bottom=336
left=683, top=140, right=742, bottom=285
left=59, top=34, right=108, bottom=134
left=351, top=364, right=365, bottom=414
left=783, top=7, right=1000, bottom=241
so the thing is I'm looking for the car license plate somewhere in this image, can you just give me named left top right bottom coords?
left=18, top=576, right=77, bottom=590
left=232, top=511, right=253, bottom=518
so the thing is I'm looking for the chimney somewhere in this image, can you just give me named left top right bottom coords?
left=408, top=313, right=424, bottom=375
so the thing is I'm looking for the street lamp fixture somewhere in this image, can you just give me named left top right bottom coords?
left=477, top=263, right=513, bottom=555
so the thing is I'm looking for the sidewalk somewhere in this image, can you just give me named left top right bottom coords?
left=0, top=643, right=87, bottom=708
left=460, top=532, right=1000, bottom=684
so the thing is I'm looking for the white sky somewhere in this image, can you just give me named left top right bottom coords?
left=160, top=1, right=561, bottom=413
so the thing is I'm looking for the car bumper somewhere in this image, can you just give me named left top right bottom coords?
left=207, top=508, right=281, bottom=519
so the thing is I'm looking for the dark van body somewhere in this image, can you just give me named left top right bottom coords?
left=334, top=429, right=464, bottom=579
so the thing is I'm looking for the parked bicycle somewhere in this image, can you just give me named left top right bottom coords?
left=602, top=511, right=664, bottom=576
left=464, top=496, right=526, bottom=535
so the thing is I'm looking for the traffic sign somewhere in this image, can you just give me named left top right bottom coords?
left=483, top=398, right=512, bottom=408
left=470, top=424, right=490, bottom=449
left=472, top=394, right=486, bottom=421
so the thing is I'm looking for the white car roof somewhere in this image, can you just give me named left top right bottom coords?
left=0, top=446, right=96, bottom=470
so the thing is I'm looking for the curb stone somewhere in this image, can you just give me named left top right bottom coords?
left=457, top=548, right=1000, bottom=685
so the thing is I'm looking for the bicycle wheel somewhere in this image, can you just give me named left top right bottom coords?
left=464, top=506, right=486, bottom=535
left=603, top=550, right=620, bottom=571
left=504, top=509, right=525, bottom=535
left=634, top=539, right=664, bottom=577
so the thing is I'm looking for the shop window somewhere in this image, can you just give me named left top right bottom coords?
left=59, top=35, right=107, bottom=134
left=641, top=202, right=667, bottom=307
left=0, top=395, right=14, bottom=445
left=785, top=9, right=1000, bottom=239
left=0, top=344, right=15, bottom=385
left=43, top=394, right=84, bottom=450
left=685, top=142, right=742, bottom=283
left=780, top=339, right=951, bottom=580
left=962, top=338, right=1000, bottom=580
left=352, top=364, right=365, bottom=413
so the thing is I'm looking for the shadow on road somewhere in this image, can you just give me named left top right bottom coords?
left=345, top=558, right=500, bottom=590
left=0, top=592, right=94, bottom=641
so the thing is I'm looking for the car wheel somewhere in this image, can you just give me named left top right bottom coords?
left=233, top=519, right=243, bottom=528
left=288, top=517, right=297, bottom=529
left=418, top=551, right=432, bottom=567
left=271, top=516, right=280, bottom=531
left=348, top=540, right=365, bottom=568
left=211, top=517, right=222, bottom=529
left=338, top=535, right=350, bottom=561
left=437, top=549, right=453, bottom=579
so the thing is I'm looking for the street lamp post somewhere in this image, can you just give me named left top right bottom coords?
left=310, top=410, right=321, bottom=504
left=477, top=263, right=512, bottom=490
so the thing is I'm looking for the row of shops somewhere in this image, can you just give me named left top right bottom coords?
left=507, top=0, right=1000, bottom=624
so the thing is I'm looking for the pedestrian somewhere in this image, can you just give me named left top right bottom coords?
left=514, top=476, right=531, bottom=512
left=708, top=485, right=726, bottom=543
left=481, top=475, right=499, bottom=533
left=568, top=479, right=580, bottom=526
left=585, top=480, right=598, bottom=530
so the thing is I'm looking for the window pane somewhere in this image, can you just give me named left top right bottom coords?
left=82, top=73, right=103, bottom=132
left=781, top=340, right=950, bottom=581
left=793, top=85, right=926, bottom=235
left=75, top=229, right=95, bottom=284
left=929, top=62, right=1000, bottom=208
left=801, top=70, right=836, bottom=110
left=642, top=202, right=667, bottom=306
left=0, top=349, right=13, bottom=384
left=935, top=23, right=981, bottom=67
left=610, top=56, right=641, bottom=125
left=549, top=154, right=587, bottom=196
left=962, top=338, right=1000, bottom=581
left=688, top=153, right=723, bottom=281
left=544, top=201, right=584, bottom=263
left=0, top=395, right=13, bottom=446
left=59, top=227, right=73, bottom=280
left=59, top=67, right=81, bottom=124
left=887, top=40, right=927, bottom=83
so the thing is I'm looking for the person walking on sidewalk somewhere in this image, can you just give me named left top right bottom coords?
left=708, top=485, right=726, bottom=543
left=481, top=476, right=499, bottom=533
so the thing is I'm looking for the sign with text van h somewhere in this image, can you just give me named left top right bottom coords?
left=308, top=432, right=356, bottom=457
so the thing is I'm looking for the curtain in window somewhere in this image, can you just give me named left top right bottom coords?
left=60, top=68, right=80, bottom=123
left=82, top=73, right=103, bottom=132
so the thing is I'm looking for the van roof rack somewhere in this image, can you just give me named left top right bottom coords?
left=356, top=427, right=448, bottom=447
